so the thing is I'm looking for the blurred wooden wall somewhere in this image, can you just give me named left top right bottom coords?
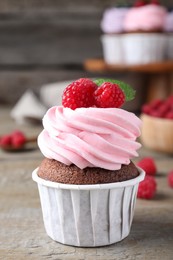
left=0, top=0, right=172, bottom=104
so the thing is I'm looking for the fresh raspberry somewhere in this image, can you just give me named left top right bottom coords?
left=166, top=95, right=173, bottom=105
left=168, top=171, right=173, bottom=188
left=11, top=131, right=26, bottom=148
left=62, top=78, right=98, bottom=110
left=165, top=111, right=173, bottom=119
left=150, top=0, right=160, bottom=5
left=141, top=104, right=152, bottom=115
left=134, top=0, right=147, bottom=7
left=150, top=99, right=163, bottom=109
left=137, top=175, right=157, bottom=199
left=94, top=82, right=125, bottom=108
left=137, top=157, right=157, bottom=176
left=149, top=110, right=162, bottom=118
left=0, top=135, right=12, bottom=147
left=157, top=103, right=170, bottom=118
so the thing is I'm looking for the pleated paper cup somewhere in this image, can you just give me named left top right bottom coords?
left=32, top=167, right=145, bottom=247
left=122, top=33, right=167, bottom=65
left=101, top=34, right=124, bottom=65
left=166, top=33, right=173, bottom=60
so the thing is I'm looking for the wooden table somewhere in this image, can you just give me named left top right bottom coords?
left=0, top=106, right=173, bottom=260
left=84, top=59, right=173, bottom=102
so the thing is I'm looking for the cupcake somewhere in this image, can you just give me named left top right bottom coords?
left=164, top=10, right=173, bottom=60
left=100, top=7, right=129, bottom=64
left=32, top=78, right=145, bottom=247
left=122, top=0, right=167, bottom=64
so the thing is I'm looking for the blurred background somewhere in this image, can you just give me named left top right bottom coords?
left=0, top=0, right=172, bottom=108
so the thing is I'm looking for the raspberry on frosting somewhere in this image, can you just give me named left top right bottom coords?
left=94, top=82, right=125, bottom=108
left=62, top=78, right=97, bottom=110
left=62, top=78, right=126, bottom=110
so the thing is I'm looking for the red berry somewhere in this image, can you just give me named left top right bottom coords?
left=0, top=135, right=12, bottom=147
left=11, top=131, right=26, bottom=148
left=12, top=130, right=25, bottom=137
left=150, top=99, right=163, bottom=109
left=150, top=0, right=160, bottom=5
left=149, top=110, right=162, bottom=118
left=158, top=103, right=170, bottom=117
left=134, top=0, right=147, bottom=7
left=137, top=175, right=157, bottom=199
left=137, top=157, right=157, bottom=176
left=165, top=111, right=173, bottom=119
left=166, top=95, right=173, bottom=105
left=94, top=82, right=125, bottom=108
left=141, top=104, right=152, bottom=115
left=168, top=171, right=173, bottom=188
left=62, top=78, right=98, bottom=110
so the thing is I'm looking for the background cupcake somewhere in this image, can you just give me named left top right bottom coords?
left=100, top=7, right=129, bottom=64
left=122, top=0, right=167, bottom=64
left=164, top=9, right=173, bottom=59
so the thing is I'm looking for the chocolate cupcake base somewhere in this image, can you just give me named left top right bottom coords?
left=38, top=158, right=139, bottom=185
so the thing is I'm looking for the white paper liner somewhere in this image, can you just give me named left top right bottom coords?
left=32, top=167, right=145, bottom=247
left=101, top=34, right=124, bottom=65
left=166, top=34, right=173, bottom=60
left=122, top=33, right=167, bottom=65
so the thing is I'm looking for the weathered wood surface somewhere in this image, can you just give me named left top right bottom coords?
left=0, top=106, right=173, bottom=259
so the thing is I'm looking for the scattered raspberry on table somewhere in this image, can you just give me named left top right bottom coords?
left=168, top=171, right=173, bottom=188
left=137, top=175, right=157, bottom=200
left=137, top=157, right=157, bottom=176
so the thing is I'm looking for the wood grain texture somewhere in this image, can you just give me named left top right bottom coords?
left=0, top=0, right=171, bottom=12
left=84, top=59, right=173, bottom=73
left=0, top=10, right=102, bottom=66
left=0, top=107, right=173, bottom=259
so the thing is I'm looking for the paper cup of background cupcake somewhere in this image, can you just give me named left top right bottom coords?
left=32, top=78, right=145, bottom=247
left=122, top=0, right=167, bottom=64
left=100, top=6, right=129, bottom=64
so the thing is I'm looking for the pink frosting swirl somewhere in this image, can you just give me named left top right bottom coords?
left=38, top=106, right=141, bottom=170
left=124, top=4, right=167, bottom=32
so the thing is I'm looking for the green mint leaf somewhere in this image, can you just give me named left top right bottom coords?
left=94, top=78, right=136, bottom=101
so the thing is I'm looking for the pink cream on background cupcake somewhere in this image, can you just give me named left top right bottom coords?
left=122, top=1, right=167, bottom=64
left=100, top=7, right=129, bottom=64
left=32, top=78, right=145, bottom=247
